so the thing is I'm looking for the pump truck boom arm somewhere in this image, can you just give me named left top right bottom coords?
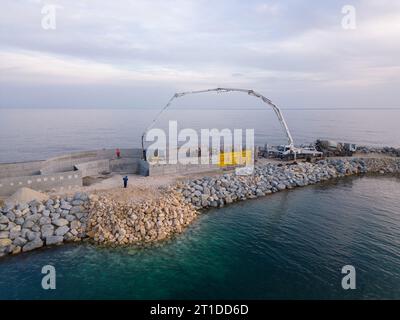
left=141, top=87, right=295, bottom=157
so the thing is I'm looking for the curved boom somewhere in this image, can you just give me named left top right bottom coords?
left=141, top=87, right=295, bottom=156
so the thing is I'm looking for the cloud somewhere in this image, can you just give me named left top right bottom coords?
left=255, top=3, right=281, bottom=15
left=0, top=0, right=400, bottom=108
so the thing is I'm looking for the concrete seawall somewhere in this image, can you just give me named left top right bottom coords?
left=111, top=158, right=140, bottom=174
left=0, top=160, right=44, bottom=179
left=0, top=171, right=82, bottom=196
left=141, top=158, right=222, bottom=176
left=75, top=160, right=110, bottom=177
left=40, top=148, right=142, bottom=175
left=0, top=148, right=143, bottom=196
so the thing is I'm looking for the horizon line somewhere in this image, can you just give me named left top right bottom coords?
left=1, top=106, right=400, bottom=111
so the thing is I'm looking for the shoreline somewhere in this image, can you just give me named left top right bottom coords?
left=1, top=155, right=400, bottom=258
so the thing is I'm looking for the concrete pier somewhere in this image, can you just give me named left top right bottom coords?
left=0, top=148, right=143, bottom=196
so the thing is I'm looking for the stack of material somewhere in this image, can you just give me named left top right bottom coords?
left=5, top=187, right=49, bottom=207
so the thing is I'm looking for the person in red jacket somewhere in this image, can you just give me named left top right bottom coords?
left=116, top=148, right=121, bottom=159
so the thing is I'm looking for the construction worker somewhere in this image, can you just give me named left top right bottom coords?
left=116, top=148, right=121, bottom=159
left=123, top=176, right=128, bottom=188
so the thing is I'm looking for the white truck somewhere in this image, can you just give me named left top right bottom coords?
left=268, top=144, right=322, bottom=160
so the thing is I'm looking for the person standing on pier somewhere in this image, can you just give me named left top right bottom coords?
left=116, top=148, right=121, bottom=159
left=123, top=176, right=128, bottom=188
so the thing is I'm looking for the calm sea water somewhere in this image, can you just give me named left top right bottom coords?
left=0, top=108, right=399, bottom=299
left=0, top=176, right=399, bottom=299
left=0, top=108, right=399, bottom=163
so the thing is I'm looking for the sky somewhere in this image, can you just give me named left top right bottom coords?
left=0, top=0, right=400, bottom=108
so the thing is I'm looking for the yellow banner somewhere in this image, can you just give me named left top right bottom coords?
left=218, top=150, right=252, bottom=167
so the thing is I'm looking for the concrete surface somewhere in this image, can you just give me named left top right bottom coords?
left=0, top=171, right=82, bottom=196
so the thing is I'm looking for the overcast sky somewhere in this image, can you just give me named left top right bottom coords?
left=1, top=0, right=400, bottom=108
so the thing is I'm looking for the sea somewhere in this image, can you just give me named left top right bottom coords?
left=0, top=107, right=399, bottom=299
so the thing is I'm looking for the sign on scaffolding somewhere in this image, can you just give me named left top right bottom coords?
left=218, top=150, right=252, bottom=167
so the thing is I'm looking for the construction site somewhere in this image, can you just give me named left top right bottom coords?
left=1, top=88, right=399, bottom=259
left=0, top=87, right=374, bottom=201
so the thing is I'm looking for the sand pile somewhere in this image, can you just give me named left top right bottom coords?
left=5, top=187, right=49, bottom=207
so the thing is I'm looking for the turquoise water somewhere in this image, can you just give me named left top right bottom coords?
left=1, top=176, right=399, bottom=299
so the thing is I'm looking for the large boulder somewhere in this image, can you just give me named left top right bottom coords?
left=41, top=224, right=54, bottom=238
left=0, top=215, right=9, bottom=224
left=45, top=236, right=64, bottom=246
left=0, top=239, right=12, bottom=247
left=73, top=192, right=88, bottom=201
left=13, top=237, right=27, bottom=247
left=0, top=231, right=9, bottom=239
left=22, top=239, right=43, bottom=252
left=53, top=218, right=69, bottom=227
left=55, top=226, right=69, bottom=236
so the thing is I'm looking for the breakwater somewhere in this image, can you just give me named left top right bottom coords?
left=1, top=156, right=399, bottom=258
left=178, top=157, right=400, bottom=210
left=0, top=192, right=90, bottom=256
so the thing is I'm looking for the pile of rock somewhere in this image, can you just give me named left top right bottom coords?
left=87, top=190, right=198, bottom=245
left=357, top=145, right=400, bottom=157
left=361, top=157, right=400, bottom=174
left=177, top=158, right=400, bottom=209
left=0, top=192, right=90, bottom=257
